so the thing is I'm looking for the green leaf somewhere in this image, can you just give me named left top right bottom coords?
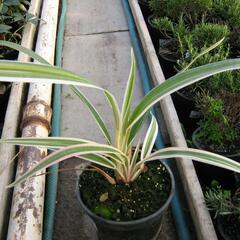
left=121, top=49, right=136, bottom=129
left=0, top=41, right=49, bottom=64
left=128, top=110, right=149, bottom=146
left=141, top=115, right=158, bottom=160
left=104, top=90, right=121, bottom=133
left=129, top=59, right=240, bottom=128
left=0, top=61, right=101, bottom=89
left=0, top=137, right=92, bottom=148
left=0, top=24, right=12, bottom=33
left=145, top=147, right=240, bottom=173
left=71, top=86, right=112, bottom=144
left=7, top=143, right=125, bottom=188
left=4, top=0, right=20, bottom=6
left=130, top=141, right=141, bottom=169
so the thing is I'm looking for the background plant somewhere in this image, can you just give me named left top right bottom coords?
left=205, top=181, right=240, bottom=219
left=148, top=0, right=212, bottom=25
left=0, top=0, right=38, bottom=95
left=195, top=91, right=240, bottom=152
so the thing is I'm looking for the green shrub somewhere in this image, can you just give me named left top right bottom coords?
left=210, top=0, right=240, bottom=28
left=191, top=23, right=229, bottom=49
left=205, top=181, right=240, bottom=220
left=0, top=0, right=37, bottom=45
left=148, top=0, right=212, bottom=25
left=195, top=91, right=240, bottom=152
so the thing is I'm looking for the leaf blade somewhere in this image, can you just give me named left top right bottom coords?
left=71, top=86, right=112, bottom=144
left=129, top=59, right=240, bottom=128
left=141, top=115, right=158, bottom=160
left=7, top=143, right=125, bottom=188
left=145, top=147, right=240, bottom=173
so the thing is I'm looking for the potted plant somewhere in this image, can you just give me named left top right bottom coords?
left=191, top=91, right=240, bottom=188
left=1, top=42, right=240, bottom=239
left=193, top=91, right=240, bottom=157
left=205, top=182, right=240, bottom=240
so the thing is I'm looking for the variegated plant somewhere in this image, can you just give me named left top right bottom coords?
left=0, top=40, right=240, bottom=187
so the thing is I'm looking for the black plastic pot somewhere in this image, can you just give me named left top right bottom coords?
left=172, top=91, right=201, bottom=137
left=158, top=52, right=177, bottom=79
left=192, top=128, right=239, bottom=189
left=217, top=216, right=240, bottom=240
left=76, top=161, right=175, bottom=240
left=0, top=85, right=11, bottom=136
left=138, top=0, right=151, bottom=18
left=147, top=15, right=164, bottom=50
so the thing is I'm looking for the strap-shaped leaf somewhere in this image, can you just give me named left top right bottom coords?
left=128, top=110, right=149, bottom=146
left=0, top=40, right=50, bottom=64
left=71, top=86, right=112, bottom=144
left=0, top=137, right=92, bottom=148
left=7, top=143, right=126, bottom=188
left=144, top=147, right=240, bottom=173
left=130, top=141, right=141, bottom=169
left=128, top=58, right=240, bottom=128
left=141, top=115, right=158, bottom=160
left=104, top=90, right=121, bottom=133
left=121, top=49, right=136, bottom=130
left=0, top=61, right=101, bottom=89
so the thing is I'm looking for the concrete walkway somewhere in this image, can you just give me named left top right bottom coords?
left=53, top=1, right=176, bottom=239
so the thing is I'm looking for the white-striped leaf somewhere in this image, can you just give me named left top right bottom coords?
left=141, top=115, right=158, bottom=160
left=121, top=49, right=136, bottom=131
left=7, top=143, right=126, bottom=188
left=0, top=61, right=101, bottom=90
left=0, top=137, right=92, bottom=148
left=127, top=110, right=149, bottom=146
left=128, top=58, right=240, bottom=128
left=0, top=40, right=49, bottom=64
left=144, top=147, right=240, bottom=173
left=71, top=86, right=112, bottom=144
left=104, top=90, right=121, bottom=133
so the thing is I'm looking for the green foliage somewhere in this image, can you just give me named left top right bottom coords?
left=210, top=0, right=240, bottom=28
left=0, top=0, right=36, bottom=44
left=205, top=182, right=240, bottom=219
left=176, top=23, right=231, bottom=97
left=148, top=0, right=212, bottom=25
left=191, top=23, right=229, bottom=49
left=196, top=91, right=240, bottom=151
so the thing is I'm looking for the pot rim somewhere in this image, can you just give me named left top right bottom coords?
left=76, top=160, right=175, bottom=227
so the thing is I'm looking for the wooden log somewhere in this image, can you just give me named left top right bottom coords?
left=6, top=0, right=59, bottom=239
left=0, top=0, right=42, bottom=239
left=128, top=1, right=218, bottom=239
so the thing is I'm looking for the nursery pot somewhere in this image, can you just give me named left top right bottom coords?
left=77, top=161, right=175, bottom=240
left=172, top=91, right=201, bottom=137
left=192, top=128, right=239, bottom=189
left=138, top=0, right=151, bottom=18
left=217, top=216, right=240, bottom=240
left=147, top=15, right=163, bottom=50
left=158, top=48, right=178, bottom=79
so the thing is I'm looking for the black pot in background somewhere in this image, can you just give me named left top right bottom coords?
left=217, top=216, right=240, bottom=240
left=147, top=15, right=163, bottom=50
left=138, top=0, right=152, bottom=18
left=192, top=128, right=239, bottom=190
left=76, top=161, right=175, bottom=240
left=172, top=91, right=201, bottom=138
left=0, top=85, right=11, bottom=136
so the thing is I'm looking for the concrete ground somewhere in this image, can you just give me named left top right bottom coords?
left=53, top=1, right=177, bottom=239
